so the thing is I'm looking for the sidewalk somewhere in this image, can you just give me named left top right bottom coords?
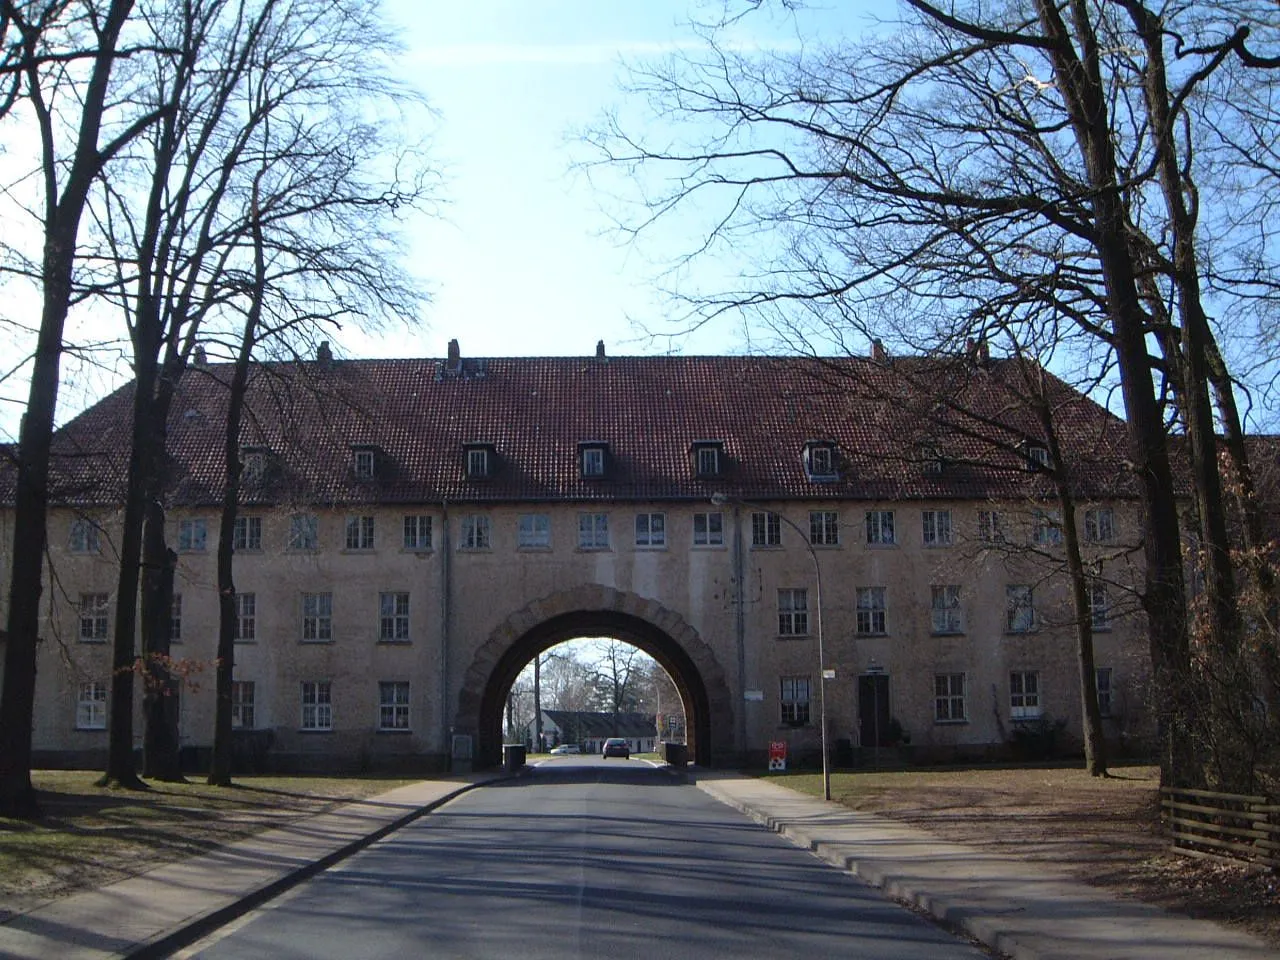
left=694, top=771, right=1278, bottom=960
left=0, top=775, right=495, bottom=960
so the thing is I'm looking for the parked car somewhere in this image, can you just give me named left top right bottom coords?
left=549, top=744, right=580, bottom=755
left=602, top=738, right=630, bottom=759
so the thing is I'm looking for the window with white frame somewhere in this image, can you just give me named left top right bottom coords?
left=922, top=509, right=953, bottom=546
left=289, top=513, right=318, bottom=550
left=403, top=515, right=432, bottom=551
left=580, top=445, right=606, bottom=478
left=1006, top=584, right=1035, bottom=632
left=379, top=592, right=410, bottom=642
left=69, top=518, right=101, bottom=554
left=578, top=513, right=609, bottom=550
left=977, top=509, right=1005, bottom=542
left=1033, top=510, right=1062, bottom=547
left=302, top=592, right=333, bottom=642
left=345, top=515, right=375, bottom=551
left=751, top=511, right=781, bottom=547
left=1095, top=667, right=1113, bottom=717
left=1088, top=582, right=1111, bottom=630
left=780, top=676, right=811, bottom=724
left=76, top=681, right=108, bottom=729
left=809, top=510, right=839, bottom=546
left=518, top=513, right=551, bottom=549
left=855, top=587, right=887, bottom=635
left=693, top=512, right=724, bottom=546
left=1010, top=670, right=1041, bottom=719
left=234, top=592, right=256, bottom=641
left=353, top=448, right=376, bottom=479
left=635, top=513, right=666, bottom=547
left=301, top=681, right=332, bottom=730
left=1085, top=507, right=1116, bottom=543
left=242, top=449, right=267, bottom=483
left=378, top=681, right=411, bottom=730
left=79, top=593, right=109, bottom=642
left=1027, top=445, right=1051, bottom=470
left=465, top=447, right=492, bottom=479
left=804, top=443, right=837, bottom=481
left=178, top=518, right=207, bottom=552
left=170, top=594, right=182, bottom=643
left=934, top=673, right=966, bottom=723
left=695, top=445, right=721, bottom=477
left=777, top=588, right=809, bottom=636
left=930, top=584, right=963, bottom=634
left=865, top=510, right=895, bottom=545
left=460, top=514, right=491, bottom=550
left=233, top=516, right=262, bottom=551
left=231, top=681, right=255, bottom=729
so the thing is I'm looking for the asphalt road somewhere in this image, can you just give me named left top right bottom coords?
left=179, top=758, right=991, bottom=960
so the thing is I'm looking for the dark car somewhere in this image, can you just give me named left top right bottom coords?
left=602, top=738, right=630, bottom=759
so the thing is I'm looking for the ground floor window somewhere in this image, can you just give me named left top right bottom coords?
left=301, top=681, right=332, bottom=731
left=76, top=681, right=107, bottom=730
left=1010, top=670, right=1041, bottom=719
left=780, top=676, right=811, bottom=725
left=232, top=681, right=255, bottom=729
left=379, top=681, right=411, bottom=730
left=1095, top=667, right=1113, bottom=717
left=933, top=673, right=966, bottom=723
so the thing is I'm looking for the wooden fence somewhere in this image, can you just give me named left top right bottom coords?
left=1159, top=786, right=1280, bottom=870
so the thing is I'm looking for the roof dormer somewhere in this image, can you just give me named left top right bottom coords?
left=578, top=441, right=609, bottom=479
left=691, top=440, right=725, bottom=479
left=241, top=445, right=273, bottom=483
left=803, top=440, right=839, bottom=482
left=463, top=442, right=496, bottom=479
left=350, top=444, right=380, bottom=480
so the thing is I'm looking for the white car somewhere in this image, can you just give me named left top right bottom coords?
left=549, top=744, right=581, bottom=755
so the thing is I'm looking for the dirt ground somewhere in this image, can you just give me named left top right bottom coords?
left=780, top=764, right=1280, bottom=950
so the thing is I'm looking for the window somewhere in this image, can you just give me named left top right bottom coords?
left=1095, top=667, right=1113, bottom=717
left=780, top=676, right=811, bottom=725
left=1088, top=582, right=1111, bottom=630
left=231, top=681, right=255, bottom=729
left=302, top=592, right=333, bottom=642
left=1085, top=507, right=1116, bottom=543
left=855, top=587, right=887, bottom=635
left=865, top=510, right=895, bottom=545
left=233, top=516, right=262, bottom=551
left=403, top=515, right=432, bottom=551
left=635, top=513, right=666, bottom=548
left=234, top=592, right=256, bottom=641
left=170, top=594, right=182, bottom=643
left=578, top=513, right=609, bottom=550
left=1027, top=444, right=1051, bottom=469
left=379, top=681, right=411, bottom=730
left=751, top=511, right=781, bottom=548
left=69, top=518, right=100, bottom=554
left=580, top=445, right=606, bottom=478
left=518, top=513, right=551, bottom=549
left=1010, top=670, right=1041, bottom=719
left=809, top=510, right=839, bottom=546
left=379, top=592, right=410, bottom=642
left=777, top=588, right=809, bottom=636
left=693, top=512, right=724, bottom=546
left=922, top=510, right=953, bottom=546
left=178, top=518, right=207, bottom=552
left=76, top=681, right=108, bottom=730
left=804, top=442, right=837, bottom=480
left=301, top=681, right=332, bottom=731
left=460, top=514, right=491, bottom=550
left=289, top=513, right=318, bottom=551
left=930, top=585, right=963, bottom=634
left=977, top=510, right=1005, bottom=543
left=79, top=593, right=109, bottom=642
left=353, top=448, right=376, bottom=479
left=1033, top=510, right=1062, bottom=547
left=1006, top=585, right=1035, bottom=632
left=695, top=445, right=721, bottom=477
left=345, top=515, right=375, bottom=551
left=464, top=446, right=493, bottom=479
left=242, top=449, right=268, bottom=483
left=934, top=674, right=966, bottom=723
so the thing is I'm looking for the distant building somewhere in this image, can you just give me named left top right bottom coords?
left=541, top=711, right=657, bottom=754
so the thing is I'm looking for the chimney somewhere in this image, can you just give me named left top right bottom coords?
left=193, top=346, right=207, bottom=367
left=871, top=339, right=887, bottom=362
left=317, top=341, right=332, bottom=363
left=447, top=338, right=461, bottom=370
left=596, top=340, right=606, bottom=359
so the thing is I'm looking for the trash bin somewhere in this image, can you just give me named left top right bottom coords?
left=503, top=743, right=526, bottom=772
left=661, top=741, right=687, bottom=767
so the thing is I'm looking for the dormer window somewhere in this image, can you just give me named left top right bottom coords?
left=579, top=442, right=608, bottom=479
left=351, top=446, right=377, bottom=480
left=692, top=440, right=725, bottom=478
left=803, top=441, right=838, bottom=482
left=917, top=442, right=944, bottom=476
left=241, top=446, right=270, bottom=483
left=1026, top=444, right=1051, bottom=471
left=464, top=443, right=495, bottom=479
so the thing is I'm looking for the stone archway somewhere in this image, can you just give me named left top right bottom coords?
left=454, top=585, right=735, bottom=769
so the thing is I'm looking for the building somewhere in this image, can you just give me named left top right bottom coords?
left=540, top=710, right=658, bottom=755
left=5, top=341, right=1155, bottom=771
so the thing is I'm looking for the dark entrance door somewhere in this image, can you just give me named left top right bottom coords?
left=858, top=673, right=891, bottom=748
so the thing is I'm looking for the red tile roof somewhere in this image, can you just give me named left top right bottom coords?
left=40, top=352, right=1142, bottom=507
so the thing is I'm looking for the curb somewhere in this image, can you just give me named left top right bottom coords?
left=125, top=777, right=502, bottom=959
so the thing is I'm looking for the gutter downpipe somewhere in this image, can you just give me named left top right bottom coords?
left=440, top=500, right=451, bottom=767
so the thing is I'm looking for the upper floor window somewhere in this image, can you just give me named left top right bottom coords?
left=233, top=516, right=262, bottom=552
left=1010, top=670, right=1042, bottom=719
left=1088, top=583, right=1111, bottom=630
left=289, top=513, right=319, bottom=551
left=79, top=593, right=109, bottom=642
left=1084, top=507, right=1116, bottom=543
left=803, top=441, right=838, bottom=481
left=777, top=588, right=809, bottom=636
left=379, top=592, right=410, bottom=642
left=579, top=442, right=608, bottom=479
left=922, top=510, right=952, bottom=546
left=69, top=518, right=101, bottom=554
left=234, top=592, right=256, bottom=641
left=977, top=510, right=1005, bottom=543
left=460, top=514, right=491, bottom=550
left=578, top=512, right=609, bottom=550
left=865, top=510, right=895, bottom=546
left=635, top=513, right=666, bottom=548
left=352, top=447, right=377, bottom=480
left=345, top=515, right=375, bottom=551
left=692, top=441, right=724, bottom=478
left=403, top=515, right=432, bottom=551
left=302, top=592, right=333, bottom=642
left=693, top=512, right=724, bottom=546
left=752, top=511, right=781, bottom=548
left=178, top=518, right=207, bottom=552
left=1033, top=510, right=1062, bottom=547
left=518, top=513, right=551, bottom=549
left=1006, top=584, right=1035, bottom=633
left=809, top=510, right=839, bottom=546
left=855, top=586, right=887, bottom=635
left=931, top=585, right=963, bottom=634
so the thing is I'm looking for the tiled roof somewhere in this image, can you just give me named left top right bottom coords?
left=37, top=350, right=1142, bottom=507
left=542, top=710, right=656, bottom=740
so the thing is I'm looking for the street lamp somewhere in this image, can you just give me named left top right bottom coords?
left=711, top=494, right=831, bottom=802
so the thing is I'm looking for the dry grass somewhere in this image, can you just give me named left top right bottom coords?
left=766, top=763, right=1280, bottom=949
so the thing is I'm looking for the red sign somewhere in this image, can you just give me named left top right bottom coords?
left=769, top=740, right=787, bottom=770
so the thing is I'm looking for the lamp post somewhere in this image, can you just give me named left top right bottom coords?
left=711, top=494, right=831, bottom=801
